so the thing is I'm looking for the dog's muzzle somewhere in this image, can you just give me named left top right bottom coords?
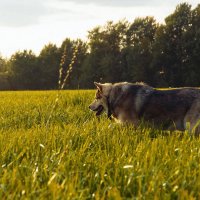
left=89, top=105, right=104, bottom=116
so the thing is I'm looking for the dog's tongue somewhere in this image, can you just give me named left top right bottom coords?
left=96, top=105, right=103, bottom=116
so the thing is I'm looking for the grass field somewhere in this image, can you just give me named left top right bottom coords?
left=0, top=90, right=200, bottom=199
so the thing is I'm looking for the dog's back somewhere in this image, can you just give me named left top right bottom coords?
left=138, top=88, right=200, bottom=130
left=89, top=82, right=200, bottom=133
left=110, top=83, right=200, bottom=132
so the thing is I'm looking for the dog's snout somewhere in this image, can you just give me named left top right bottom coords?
left=89, top=105, right=92, bottom=109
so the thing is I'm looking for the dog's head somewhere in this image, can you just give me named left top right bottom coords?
left=89, top=82, right=112, bottom=116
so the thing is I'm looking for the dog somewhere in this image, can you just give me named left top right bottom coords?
left=89, top=82, right=200, bottom=134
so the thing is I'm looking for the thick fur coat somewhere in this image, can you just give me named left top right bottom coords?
left=89, top=82, right=200, bottom=134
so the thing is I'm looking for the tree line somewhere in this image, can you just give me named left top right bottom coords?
left=0, top=3, right=200, bottom=90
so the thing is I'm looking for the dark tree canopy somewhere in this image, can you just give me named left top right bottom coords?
left=0, top=3, right=200, bottom=90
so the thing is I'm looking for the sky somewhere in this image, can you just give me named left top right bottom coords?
left=0, top=0, right=199, bottom=58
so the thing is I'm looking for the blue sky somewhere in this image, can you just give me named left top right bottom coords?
left=0, top=0, right=199, bottom=57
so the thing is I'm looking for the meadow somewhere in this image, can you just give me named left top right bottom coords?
left=0, top=90, right=200, bottom=199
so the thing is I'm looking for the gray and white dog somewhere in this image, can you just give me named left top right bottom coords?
left=89, top=82, right=200, bottom=133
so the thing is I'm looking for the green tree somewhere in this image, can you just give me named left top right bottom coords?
left=2, top=3, right=200, bottom=89
left=125, top=17, right=158, bottom=84
left=59, top=38, right=88, bottom=89
left=69, top=39, right=88, bottom=89
left=182, top=4, right=200, bottom=86
left=38, top=43, right=61, bottom=89
left=9, top=50, right=40, bottom=89
left=0, top=55, right=6, bottom=72
left=83, top=20, right=128, bottom=87
left=152, top=3, right=192, bottom=87
left=0, top=55, right=10, bottom=90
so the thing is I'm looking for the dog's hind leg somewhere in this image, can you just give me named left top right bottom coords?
left=184, top=100, right=200, bottom=135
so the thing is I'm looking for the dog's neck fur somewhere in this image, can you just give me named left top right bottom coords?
left=102, top=84, right=113, bottom=119
left=107, top=83, right=154, bottom=122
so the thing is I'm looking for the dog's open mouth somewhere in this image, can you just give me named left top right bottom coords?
left=94, top=105, right=104, bottom=116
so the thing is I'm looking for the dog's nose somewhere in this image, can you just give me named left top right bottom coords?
left=89, top=105, right=91, bottom=109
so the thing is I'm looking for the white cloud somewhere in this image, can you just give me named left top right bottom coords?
left=0, top=0, right=50, bottom=27
left=58, top=0, right=199, bottom=7
left=58, top=0, right=159, bottom=6
left=0, top=0, right=199, bottom=27
left=0, top=0, right=199, bottom=57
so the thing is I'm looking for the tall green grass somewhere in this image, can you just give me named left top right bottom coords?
left=0, top=90, right=200, bottom=199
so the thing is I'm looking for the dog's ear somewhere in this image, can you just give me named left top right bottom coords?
left=94, top=82, right=103, bottom=92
